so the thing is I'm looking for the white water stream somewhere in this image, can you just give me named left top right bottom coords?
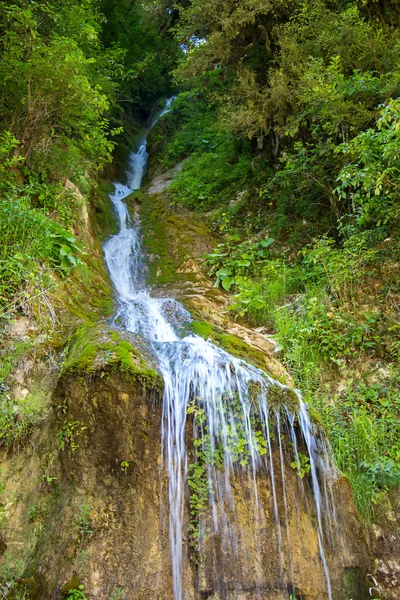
left=103, top=100, right=338, bottom=599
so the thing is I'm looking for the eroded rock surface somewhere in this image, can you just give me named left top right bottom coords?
left=0, top=173, right=382, bottom=600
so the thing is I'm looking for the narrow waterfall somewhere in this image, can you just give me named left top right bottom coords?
left=103, top=100, right=340, bottom=600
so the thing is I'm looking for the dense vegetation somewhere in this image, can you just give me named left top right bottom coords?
left=0, top=0, right=178, bottom=428
left=1, top=0, right=399, bottom=531
left=0, top=0, right=177, bottom=320
left=148, top=0, right=400, bottom=521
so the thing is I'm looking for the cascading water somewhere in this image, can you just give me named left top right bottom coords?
left=103, top=100, right=341, bottom=599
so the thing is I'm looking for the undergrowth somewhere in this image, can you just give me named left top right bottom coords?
left=203, top=231, right=400, bottom=522
left=149, top=89, right=400, bottom=523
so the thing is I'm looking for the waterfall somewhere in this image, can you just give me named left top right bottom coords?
left=103, top=99, right=339, bottom=599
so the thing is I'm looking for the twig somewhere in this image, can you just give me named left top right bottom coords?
left=0, top=279, right=71, bottom=320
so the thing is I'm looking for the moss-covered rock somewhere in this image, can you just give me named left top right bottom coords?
left=123, top=191, right=213, bottom=288
left=91, top=179, right=119, bottom=241
left=267, top=383, right=300, bottom=412
left=61, top=324, right=163, bottom=392
left=189, top=320, right=272, bottom=372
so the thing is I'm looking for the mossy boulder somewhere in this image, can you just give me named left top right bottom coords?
left=61, top=323, right=163, bottom=392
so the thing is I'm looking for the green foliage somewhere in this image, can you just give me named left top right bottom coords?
left=0, top=197, right=78, bottom=308
left=0, top=0, right=178, bottom=325
left=66, top=585, right=88, bottom=600
left=205, top=229, right=275, bottom=291
left=120, top=460, right=130, bottom=474
left=290, top=452, right=311, bottom=479
left=75, top=503, right=93, bottom=541
left=0, top=398, right=40, bottom=453
left=108, top=588, right=125, bottom=600
left=170, top=140, right=252, bottom=211
left=335, top=98, right=400, bottom=232
left=149, top=87, right=257, bottom=211
left=148, top=90, right=219, bottom=169
left=169, top=0, right=400, bottom=236
left=100, top=0, right=180, bottom=119
left=0, top=2, right=115, bottom=176
left=220, top=245, right=400, bottom=520
left=40, top=453, right=58, bottom=489
left=315, top=374, right=400, bottom=520
left=57, top=420, right=87, bottom=453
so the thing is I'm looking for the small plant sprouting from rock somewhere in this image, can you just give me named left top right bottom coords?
left=120, top=460, right=130, bottom=474
left=290, top=453, right=311, bottom=479
left=75, top=503, right=93, bottom=545
left=66, top=584, right=88, bottom=600
left=40, top=453, right=58, bottom=488
left=108, top=587, right=126, bottom=600
left=58, top=420, right=87, bottom=453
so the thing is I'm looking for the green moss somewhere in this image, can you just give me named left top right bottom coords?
left=189, top=320, right=268, bottom=372
left=110, top=330, right=121, bottom=343
left=61, top=325, right=98, bottom=374
left=61, top=325, right=163, bottom=391
left=267, top=385, right=299, bottom=412
left=91, top=180, right=118, bottom=240
left=190, top=320, right=214, bottom=339
left=341, top=567, right=370, bottom=600
left=135, top=193, right=180, bottom=285
left=219, top=333, right=265, bottom=368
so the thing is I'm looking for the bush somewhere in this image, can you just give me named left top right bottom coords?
left=0, top=196, right=81, bottom=315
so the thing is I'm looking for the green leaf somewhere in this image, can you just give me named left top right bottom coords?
left=252, top=298, right=266, bottom=309
left=216, top=267, right=232, bottom=278
left=221, top=276, right=234, bottom=291
left=235, top=259, right=251, bottom=267
left=260, top=237, right=275, bottom=248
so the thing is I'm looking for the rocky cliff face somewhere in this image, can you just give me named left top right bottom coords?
left=1, top=332, right=370, bottom=599
left=0, top=179, right=388, bottom=600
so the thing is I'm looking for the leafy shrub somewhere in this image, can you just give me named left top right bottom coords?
left=0, top=196, right=81, bottom=314
left=205, top=232, right=275, bottom=291
left=315, top=375, right=400, bottom=520
left=335, top=98, right=400, bottom=232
